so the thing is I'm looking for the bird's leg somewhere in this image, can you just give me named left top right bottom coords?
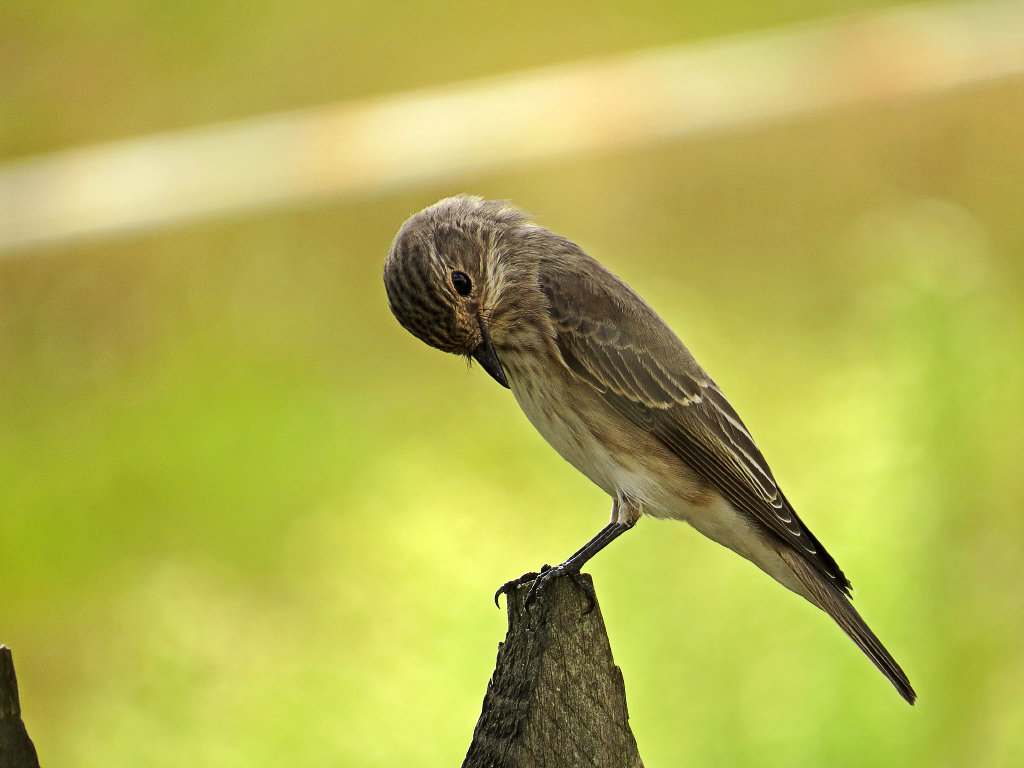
left=494, top=519, right=635, bottom=613
left=526, top=520, right=634, bottom=611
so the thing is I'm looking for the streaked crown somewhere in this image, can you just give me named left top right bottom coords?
left=383, top=195, right=528, bottom=355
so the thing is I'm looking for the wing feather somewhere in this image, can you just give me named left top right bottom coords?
left=539, top=260, right=851, bottom=592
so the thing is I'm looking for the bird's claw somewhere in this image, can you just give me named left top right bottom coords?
left=494, top=569, right=544, bottom=607
left=495, top=563, right=597, bottom=614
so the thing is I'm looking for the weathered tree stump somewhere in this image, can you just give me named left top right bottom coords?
left=463, top=574, right=644, bottom=768
left=0, top=647, right=40, bottom=768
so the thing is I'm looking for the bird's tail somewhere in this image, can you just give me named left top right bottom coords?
left=779, top=548, right=917, bottom=705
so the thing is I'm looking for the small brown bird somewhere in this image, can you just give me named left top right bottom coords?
left=383, top=195, right=915, bottom=704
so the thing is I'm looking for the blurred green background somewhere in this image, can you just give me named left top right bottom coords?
left=2, top=1, right=1024, bottom=766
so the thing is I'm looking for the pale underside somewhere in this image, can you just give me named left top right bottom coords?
left=505, top=354, right=812, bottom=601
left=493, top=250, right=849, bottom=601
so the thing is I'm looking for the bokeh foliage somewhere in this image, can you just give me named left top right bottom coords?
left=2, top=2, right=1024, bottom=766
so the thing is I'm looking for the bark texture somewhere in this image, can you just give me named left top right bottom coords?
left=463, top=574, right=643, bottom=768
left=0, top=647, right=40, bottom=768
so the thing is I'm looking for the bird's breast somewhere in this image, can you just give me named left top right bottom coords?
left=504, top=359, right=655, bottom=503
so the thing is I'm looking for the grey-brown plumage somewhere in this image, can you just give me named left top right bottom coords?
left=383, top=194, right=916, bottom=704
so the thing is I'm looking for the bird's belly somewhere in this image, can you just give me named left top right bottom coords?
left=508, top=372, right=654, bottom=502
left=506, top=366, right=803, bottom=592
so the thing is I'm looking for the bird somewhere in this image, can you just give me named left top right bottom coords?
left=382, top=194, right=916, bottom=705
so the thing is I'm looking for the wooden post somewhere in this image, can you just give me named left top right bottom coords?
left=462, top=574, right=644, bottom=768
left=0, top=647, right=40, bottom=768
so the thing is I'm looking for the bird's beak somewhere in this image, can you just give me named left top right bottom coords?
left=472, top=315, right=510, bottom=389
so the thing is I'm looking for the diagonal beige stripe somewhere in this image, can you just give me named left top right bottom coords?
left=1, top=0, right=1023, bottom=253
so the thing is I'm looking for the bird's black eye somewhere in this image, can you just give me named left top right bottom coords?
left=451, top=271, right=472, bottom=297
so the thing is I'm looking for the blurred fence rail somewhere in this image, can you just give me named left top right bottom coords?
left=1, top=0, right=1023, bottom=254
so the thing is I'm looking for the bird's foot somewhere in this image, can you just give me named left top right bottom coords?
left=494, top=569, right=542, bottom=607
left=495, top=563, right=597, bottom=614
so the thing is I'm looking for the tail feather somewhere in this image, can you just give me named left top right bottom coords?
left=780, top=548, right=917, bottom=705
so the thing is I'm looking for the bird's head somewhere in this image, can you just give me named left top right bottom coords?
left=383, top=195, right=531, bottom=389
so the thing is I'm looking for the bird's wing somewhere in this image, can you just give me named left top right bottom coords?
left=539, top=260, right=850, bottom=592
